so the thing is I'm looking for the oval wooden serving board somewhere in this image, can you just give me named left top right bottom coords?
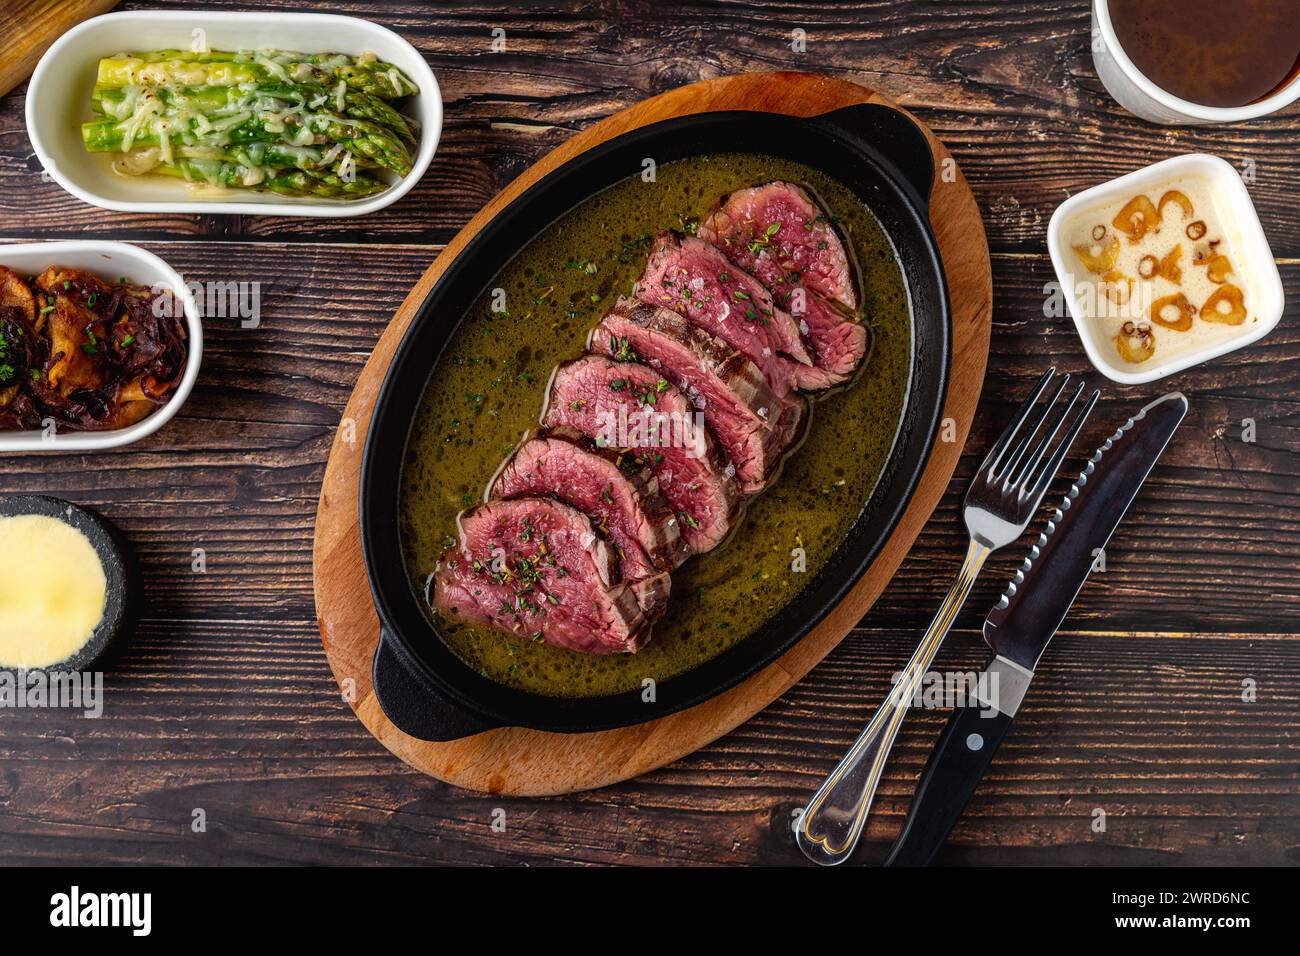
left=312, top=72, right=992, bottom=796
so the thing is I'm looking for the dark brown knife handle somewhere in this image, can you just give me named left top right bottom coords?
left=883, top=702, right=1014, bottom=866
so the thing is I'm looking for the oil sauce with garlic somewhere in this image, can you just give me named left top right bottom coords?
left=399, top=153, right=913, bottom=698
left=1065, top=174, right=1256, bottom=369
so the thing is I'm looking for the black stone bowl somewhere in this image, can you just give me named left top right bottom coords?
left=0, top=495, right=136, bottom=672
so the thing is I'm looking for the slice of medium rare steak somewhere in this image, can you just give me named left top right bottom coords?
left=491, top=426, right=686, bottom=617
left=787, top=293, right=870, bottom=390
left=591, top=299, right=807, bottom=494
left=541, top=354, right=739, bottom=554
left=635, top=231, right=812, bottom=398
left=698, top=181, right=868, bottom=388
left=432, top=497, right=654, bottom=655
left=698, top=180, right=858, bottom=309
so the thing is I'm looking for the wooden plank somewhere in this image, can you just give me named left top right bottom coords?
left=0, top=621, right=1293, bottom=865
left=0, top=0, right=1297, bottom=864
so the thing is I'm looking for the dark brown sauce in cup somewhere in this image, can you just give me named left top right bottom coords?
left=1110, top=0, right=1300, bottom=108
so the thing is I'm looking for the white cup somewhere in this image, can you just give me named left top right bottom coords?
left=1091, top=0, right=1300, bottom=124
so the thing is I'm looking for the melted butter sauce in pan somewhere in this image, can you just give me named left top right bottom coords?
left=400, top=154, right=912, bottom=697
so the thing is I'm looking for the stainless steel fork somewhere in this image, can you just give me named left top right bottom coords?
left=796, top=367, right=1099, bottom=866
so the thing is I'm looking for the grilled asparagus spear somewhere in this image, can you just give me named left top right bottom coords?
left=150, top=158, right=388, bottom=197
left=95, top=51, right=419, bottom=100
left=81, top=105, right=413, bottom=176
left=92, top=83, right=417, bottom=148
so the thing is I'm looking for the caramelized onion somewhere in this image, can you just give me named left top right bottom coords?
left=1201, top=284, right=1247, bottom=325
left=0, top=265, right=187, bottom=432
left=1185, top=219, right=1207, bottom=240
left=1091, top=224, right=1107, bottom=242
left=1138, top=255, right=1158, bottom=279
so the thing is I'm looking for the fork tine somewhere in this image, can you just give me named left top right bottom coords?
left=998, top=374, right=1071, bottom=484
left=1006, top=377, right=1079, bottom=488
left=980, top=367, right=1055, bottom=477
left=1023, top=387, right=1101, bottom=503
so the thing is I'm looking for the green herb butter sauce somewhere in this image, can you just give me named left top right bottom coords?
left=400, top=154, right=911, bottom=697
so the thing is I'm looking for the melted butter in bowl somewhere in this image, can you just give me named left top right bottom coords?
left=0, top=497, right=132, bottom=671
left=0, top=516, right=107, bottom=668
left=1049, top=154, right=1284, bottom=385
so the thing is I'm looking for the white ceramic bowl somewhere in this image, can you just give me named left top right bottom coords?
left=1047, top=153, right=1285, bottom=385
left=0, top=241, right=202, bottom=452
left=26, top=11, right=441, bottom=217
left=1091, top=0, right=1300, bottom=124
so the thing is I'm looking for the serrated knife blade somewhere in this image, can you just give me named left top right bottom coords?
left=884, top=391, right=1189, bottom=867
left=981, top=390, right=1189, bottom=700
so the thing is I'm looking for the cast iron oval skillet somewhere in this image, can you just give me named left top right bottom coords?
left=361, top=105, right=951, bottom=741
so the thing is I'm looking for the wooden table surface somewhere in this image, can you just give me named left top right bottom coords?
left=0, top=0, right=1296, bottom=867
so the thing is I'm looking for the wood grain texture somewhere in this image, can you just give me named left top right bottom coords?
left=0, top=0, right=1297, bottom=865
left=313, top=71, right=992, bottom=795
left=0, top=0, right=117, bottom=98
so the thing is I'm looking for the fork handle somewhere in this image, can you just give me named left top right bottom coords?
left=795, top=538, right=991, bottom=865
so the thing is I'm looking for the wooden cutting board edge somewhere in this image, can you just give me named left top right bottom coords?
left=0, top=1, right=119, bottom=99
left=312, top=71, right=992, bottom=796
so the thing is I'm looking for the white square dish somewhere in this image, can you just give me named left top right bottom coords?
left=25, top=11, right=441, bottom=218
left=1047, top=153, right=1285, bottom=385
left=0, top=241, right=202, bottom=453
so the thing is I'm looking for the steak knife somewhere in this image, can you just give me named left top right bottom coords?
left=883, top=391, right=1189, bottom=866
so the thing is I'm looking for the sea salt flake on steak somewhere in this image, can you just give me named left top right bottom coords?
left=432, top=497, right=655, bottom=654
left=786, top=292, right=870, bottom=390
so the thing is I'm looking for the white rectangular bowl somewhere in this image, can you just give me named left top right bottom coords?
left=26, top=11, right=441, bottom=218
left=1047, top=153, right=1285, bottom=385
left=0, top=241, right=202, bottom=452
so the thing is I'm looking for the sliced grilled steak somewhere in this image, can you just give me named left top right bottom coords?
left=491, top=426, right=688, bottom=617
left=635, top=231, right=812, bottom=398
left=699, top=181, right=868, bottom=388
left=541, top=354, right=739, bottom=554
left=698, top=180, right=858, bottom=308
left=788, top=293, right=870, bottom=390
left=432, top=496, right=656, bottom=655
left=591, top=299, right=807, bottom=494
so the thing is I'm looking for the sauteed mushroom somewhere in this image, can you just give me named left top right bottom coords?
left=0, top=265, right=187, bottom=432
